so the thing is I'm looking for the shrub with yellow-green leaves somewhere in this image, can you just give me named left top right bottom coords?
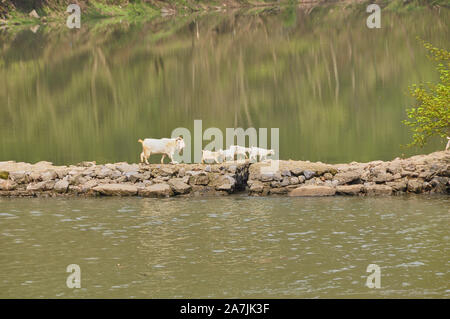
left=403, top=40, right=450, bottom=147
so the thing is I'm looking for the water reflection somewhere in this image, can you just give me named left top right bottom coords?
left=0, top=7, right=448, bottom=164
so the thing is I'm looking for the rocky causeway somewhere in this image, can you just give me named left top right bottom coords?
left=0, top=151, right=449, bottom=198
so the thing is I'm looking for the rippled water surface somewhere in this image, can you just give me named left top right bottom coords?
left=0, top=195, right=448, bottom=298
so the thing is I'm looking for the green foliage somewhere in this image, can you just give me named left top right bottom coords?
left=403, top=40, right=450, bottom=147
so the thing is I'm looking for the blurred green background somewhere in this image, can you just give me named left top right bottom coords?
left=0, top=5, right=448, bottom=164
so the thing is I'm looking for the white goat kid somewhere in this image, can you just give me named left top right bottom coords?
left=230, top=145, right=250, bottom=160
left=201, top=149, right=223, bottom=164
left=221, top=148, right=236, bottom=162
left=249, top=147, right=275, bottom=162
left=138, top=137, right=185, bottom=164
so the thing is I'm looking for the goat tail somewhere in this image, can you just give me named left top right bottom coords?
left=138, top=139, right=143, bottom=144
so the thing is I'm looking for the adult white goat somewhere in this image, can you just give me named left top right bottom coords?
left=138, top=137, right=185, bottom=164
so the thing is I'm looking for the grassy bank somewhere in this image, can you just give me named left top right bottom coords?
left=1, top=0, right=448, bottom=27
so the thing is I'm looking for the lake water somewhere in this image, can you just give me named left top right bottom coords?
left=0, top=6, right=449, bottom=165
left=0, top=195, right=448, bottom=298
left=1, top=5, right=449, bottom=299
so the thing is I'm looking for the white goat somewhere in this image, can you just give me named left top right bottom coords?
left=138, top=137, right=185, bottom=164
left=446, top=137, right=450, bottom=151
left=201, top=149, right=223, bottom=164
left=249, top=147, right=275, bottom=162
left=230, top=145, right=250, bottom=160
left=221, top=148, right=236, bottom=162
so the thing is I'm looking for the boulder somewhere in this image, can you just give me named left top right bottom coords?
left=116, top=163, right=140, bottom=173
left=407, top=180, right=423, bottom=193
left=260, top=172, right=282, bottom=182
left=0, top=179, right=17, bottom=191
left=270, top=187, right=289, bottom=194
left=373, top=172, right=394, bottom=183
left=333, top=171, right=361, bottom=185
left=302, top=170, right=315, bottom=180
left=139, top=183, right=173, bottom=197
left=386, top=180, right=407, bottom=192
left=9, top=171, right=29, bottom=184
left=93, top=184, right=138, bottom=196
left=27, top=181, right=54, bottom=192
left=54, top=180, right=69, bottom=193
left=249, top=181, right=264, bottom=193
left=210, top=175, right=236, bottom=192
left=430, top=177, right=449, bottom=193
left=364, top=185, right=392, bottom=196
left=81, top=180, right=98, bottom=193
left=280, top=177, right=290, bottom=187
left=336, top=185, right=363, bottom=195
left=289, top=185, right=336, bottom=197
left=290, top=168, right=303, bottom=176
left=168, top=179, right=191, bottom=194
left=188, top=173, right=209, bottom=185
left=125, top=171, right=143, bottom=183
left=281, top=170, right=291, bottom=177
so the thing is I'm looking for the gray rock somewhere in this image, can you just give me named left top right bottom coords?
left=189, top=173, right=209, bottom=185
left=290, top=168, right=303, bottom=176
left=281, top=177, right=290, bottom=187
left=289, top=176, right=299, bottom=185
left=126, top=171, right=144, bottom=183
left=80, top=180, right=98, bottom=193
left=211, top=175, right=236, bottom=192
left=139, top=183, right=173, bottom=197
left=178, top=167, right=186, bottom=177
left=54, top=180, right=69, bottom=193
left=303, top=170, right=315, bottom=180
left=249, top=181, right=264, bottom=193
left=364, top=185, right=392, bottom=196
left=0, top=179, right=17, bottom=191
left=270, top=187, right=289, bottom=194
left=93, top=184, right=138, bottom=196
left=407, top=180, right=423, bottom=193
left=260, top=172, right=281, bottom=182
left=9, top=171, right=28, bottom=184
left=168, top=179, right=191, bottom=194
left=271, top=181, right=281, bottom=188
left=336, top=185, right=363, bottom=195
left=386, top=180, right=407, bottom=192
left=333, top=171, right=361, bottom=185
left=27, top=181, right=54, bottom=192
left=289, top=185, right=336, bottom=197
left=116, top=163, right=140, bottom=173
left=281, top=170, right=291, bottom=177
